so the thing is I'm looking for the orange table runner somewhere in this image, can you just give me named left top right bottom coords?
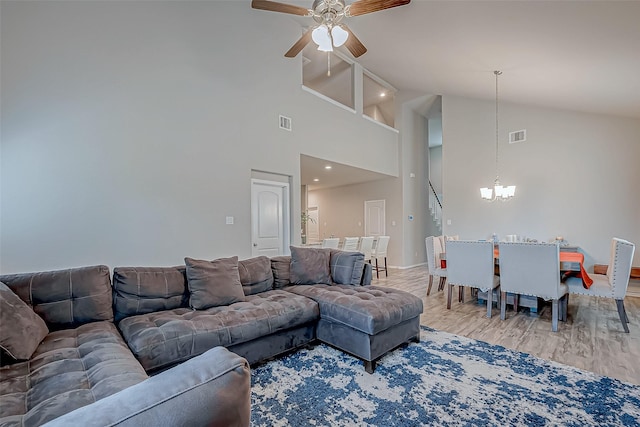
left=559, top=252, right=593, bottom=289
left=441, top=249, right=593, bottom=289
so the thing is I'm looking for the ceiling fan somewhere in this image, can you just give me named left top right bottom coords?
left=252, top=0, right=411, bottom=58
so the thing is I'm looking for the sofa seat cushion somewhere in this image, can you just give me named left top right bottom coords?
left=118, top=290, right=319, bottom=372
left=0, top=321, right=148, bottom=427
left=285, top=285, right=423, bottom=335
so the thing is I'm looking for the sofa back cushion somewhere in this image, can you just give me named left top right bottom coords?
left=238, top=256, right=274, bottom=295
left=270, top=256, right=291, bottom=288
left=112, top=266, right=189, bottom=322
left=0, top=282, right=49, bottom=361
left=0, top=265, right=113, bottom=330
left=330, top=250, right=365, bottom=285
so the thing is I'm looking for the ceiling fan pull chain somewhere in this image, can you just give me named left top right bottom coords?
left=327, top=52, right=331, bottom=77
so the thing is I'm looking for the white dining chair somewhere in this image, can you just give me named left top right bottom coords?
left=565, top=238, right=635, bottom=333
left=342, top=237, right=360, bottom=251
left=358, top=236, right=375, bottom=264
left=425, top=236, right=447, bottom=296
left=445, top=240, right=500, bottom=318
left=498, top=242, right=568, bottom=332
left=371, top=236, right=390, bottom=278
left=321, top=238, right=340, bottom=249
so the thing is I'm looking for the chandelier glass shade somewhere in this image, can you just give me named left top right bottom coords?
left=480, top=70, right=516, bottom=201
left=311, top=24, right=349, bottom=52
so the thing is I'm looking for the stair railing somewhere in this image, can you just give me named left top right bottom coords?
left=428, top=180, right=442, bottom=230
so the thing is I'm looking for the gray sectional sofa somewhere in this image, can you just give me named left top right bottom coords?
left=0, top=247, right=423, bottom=426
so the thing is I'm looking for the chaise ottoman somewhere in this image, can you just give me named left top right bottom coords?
left=285, top=285, right=423, bottom=373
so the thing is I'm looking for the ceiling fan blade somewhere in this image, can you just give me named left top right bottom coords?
left=343, top=26, right=367, bottom=58
left=251, top=0, right=311, bottom=16
left=285, top=28, right=313, bottom=58
left=347, top=0, right=410, bottom=16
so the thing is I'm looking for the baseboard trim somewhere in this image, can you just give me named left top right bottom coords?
left=389, top=262, right=427, bottom=270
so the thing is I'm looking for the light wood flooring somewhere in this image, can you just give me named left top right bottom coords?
left=371, top=265, right=640, bottom=385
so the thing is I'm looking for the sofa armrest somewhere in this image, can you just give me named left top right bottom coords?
left=43, top=346, right=251, bottom=427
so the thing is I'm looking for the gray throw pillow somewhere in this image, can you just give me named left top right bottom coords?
left=289, top=246, right=332, bottom=285
left=0, top=281, right=49, bottom=361
left=238, top=256, right=274, bottom=295
left=185, top=257, right=246, bottom=310
left=330, top=250, right=365, bottom=285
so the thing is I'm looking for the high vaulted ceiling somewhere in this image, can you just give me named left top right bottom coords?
left=282, top=0, right=640, bottom=119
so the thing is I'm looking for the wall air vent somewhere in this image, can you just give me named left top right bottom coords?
left=279, top=115, right=292, bottom=131
left=509, top=129, right=526, bottom=144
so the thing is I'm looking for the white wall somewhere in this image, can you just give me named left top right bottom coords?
left=442, top=95, right=640, bottom=268
left=307, top=177, right=405, bottom=266
left=0, top=1, right=398, bottom=273
left=398, top=103, right=430, bottom=267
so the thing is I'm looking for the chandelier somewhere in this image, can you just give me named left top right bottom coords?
left=480, top=70, right=516, bottom=201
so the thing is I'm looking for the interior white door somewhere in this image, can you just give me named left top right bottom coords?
left=251, top=179, right=290, bottom=257
left=364, top=199, right=386, bottom=237
left=307, top=206, right=319, bottom=243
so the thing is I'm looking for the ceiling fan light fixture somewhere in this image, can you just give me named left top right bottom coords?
left=252, top=0, right=412, bottom=58
left=331, top=25, right=348, bottom=47
left=312, top=25, right=333, bottom=51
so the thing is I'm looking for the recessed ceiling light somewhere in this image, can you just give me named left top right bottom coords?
left=380, top=92, right=386, bottom=97
left=313, top=178, right=319, bottom=182
left=324, top=165, right=332, bottom=170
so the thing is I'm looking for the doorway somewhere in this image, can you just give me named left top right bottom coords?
left=306, top=206, right=319, bottom=243
left=251, top=179, right=290, bottom=257
left=364, top=199, right=386, bottom=237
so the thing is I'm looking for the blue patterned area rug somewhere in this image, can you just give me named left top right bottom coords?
left=251, top=327, right=640, bottom=426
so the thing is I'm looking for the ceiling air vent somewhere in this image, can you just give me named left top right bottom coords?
left=509, top=129, right=526, bottom=144
left=279, top=115, right=292, bottom=131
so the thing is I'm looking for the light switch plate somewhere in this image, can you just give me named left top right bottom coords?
left=226, top=216, right=234, bottom=225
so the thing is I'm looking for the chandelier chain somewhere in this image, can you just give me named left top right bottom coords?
left=495, top=70, right=501, bottom=181
left=480, top=70, right=515, bottom=201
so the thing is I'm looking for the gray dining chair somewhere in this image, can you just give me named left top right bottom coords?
left=498, top=242, right=568, bottom=332
left=425, top=236, right=446, bottom=296
left=445, top=240, right=500, bottom=318
left=565, top=237, right=635, bottom=333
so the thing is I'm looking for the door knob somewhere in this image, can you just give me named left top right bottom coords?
left=253, top=243, right=258, bottom=247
